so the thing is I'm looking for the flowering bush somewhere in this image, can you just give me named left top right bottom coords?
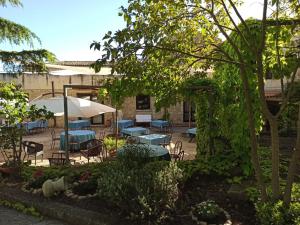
left=32, top=169, right=44, bottom=179
left=191, top=200, right=222, bottom=220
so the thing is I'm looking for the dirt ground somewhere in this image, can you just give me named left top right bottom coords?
left=0, top=126, right=197, bottom=166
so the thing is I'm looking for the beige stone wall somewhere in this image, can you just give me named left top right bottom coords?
left=121, top=97, right=185, bottom=124
left=0, top=73, right=189, bottom=127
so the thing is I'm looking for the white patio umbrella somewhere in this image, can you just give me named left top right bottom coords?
left=30, top=96, right=116, bottom=117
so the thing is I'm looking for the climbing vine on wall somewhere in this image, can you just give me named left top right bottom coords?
left=182, top=76, right=223, bottom=159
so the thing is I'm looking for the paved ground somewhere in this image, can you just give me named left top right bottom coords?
left=0, top=206, right=67, bottom=225
left=0, top=126, right=197, bottom=166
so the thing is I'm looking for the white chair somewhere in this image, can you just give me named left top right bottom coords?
left=136, top=115, right=152, bottom=124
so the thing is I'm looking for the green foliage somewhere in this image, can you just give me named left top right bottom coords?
left=255, top=201, right=287, bottom=225
left=97, top=145, right=183, bottom=223
left=0, top=17, right=39, bottom=46
left=0, top=82, right=54, bottom=167
left=0, top=199, right=42, bottom=219
left=279, top=103, right=298, bottom=135
left=0, top=2, right=55, bottom=73
left=191, top=200, right=222, bottom=220
left=181, top=77, right=225, bottom=159
left=103, top=137, right=125, bottom=153
left=117, top=144, right=151, bottom=169
left=92, top=0, right=221, bottom=111
left=178, top=158, right=235, bottom=181
left=255, top=200, right=300, bottom=225
left=0, top=49, right=56, bottom=73
left=258, top=147, right=289, bottom=182
left=0, top=0, right=22, bottom=7
left=21, top=162, right=116, bottom=190
left=92, top=0, right=300, bottom=204
left=249, top=183, right=300, bottom=224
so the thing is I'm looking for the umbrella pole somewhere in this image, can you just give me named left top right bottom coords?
left=63, top=86, right=70, bottom=163
left=115, top=108, right=118, bottom=150
left=51, top=81, right=57, bottom=128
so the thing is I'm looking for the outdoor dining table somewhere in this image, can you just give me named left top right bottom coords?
left=23, top=120, right=48, bottom=133
left=59, top=130, right=96, bottom=151
left=116, top=119, right=134, bottom=131
left=187, top=128, right=197, bottom=142
left=121, top=127, right=150, bottom=137
left=150, top=120, right=169, bottom=131
left=68, top=119, right=91, bottom=130
left=117, top=144, right=171, bottom=161
left=138, top=133, right=167, bottom=145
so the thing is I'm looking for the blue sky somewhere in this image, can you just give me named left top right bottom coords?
left=0, top=0, right=264, bottom=61
left=0, top=0, right=127, bottom=61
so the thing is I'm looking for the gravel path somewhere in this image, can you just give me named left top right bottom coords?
left=0, top=206, right=68, bottom=225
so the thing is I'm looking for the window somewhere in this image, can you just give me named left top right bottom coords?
left=136, top=95, right=150, bottom=110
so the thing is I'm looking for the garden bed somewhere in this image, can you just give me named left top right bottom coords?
left=2, top=170, right=257, bottom=225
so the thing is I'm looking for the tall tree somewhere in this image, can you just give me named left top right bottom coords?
left=92, top=0, right=300, bottom=204
left=0, top=0, right=55, bottom=73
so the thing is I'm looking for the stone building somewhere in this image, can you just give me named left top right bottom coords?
left=0, top=61, right=196, bottom=127
left=1, top=61, right=299, bottom=128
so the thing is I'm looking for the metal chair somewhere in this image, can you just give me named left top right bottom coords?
left=68, top=134, right=81, bottom=152
left=171, top=140, right=182, bottom=159
left=80, top=139, right=104, bottom=163
left=126, top=136, right=138, bottom=144
left=48, top=157, right=67, bottom=166
left=50, top=129, right=60, bottom=150
left=174, top=150, right=184, bottom=161
left=99, top=131, right=106, bottom=141
left=164, top=121, right=173, bottom=134
left=22, top=141, right=44, bottom=165
left=159, top=134, right=172, bottom=148
left=48, top=152, right=76, bottom=166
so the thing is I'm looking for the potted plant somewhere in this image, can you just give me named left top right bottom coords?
left=190, top=200, right=230, bottom=224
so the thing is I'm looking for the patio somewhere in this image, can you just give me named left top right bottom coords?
left=0, top=126, right=197, bottom=166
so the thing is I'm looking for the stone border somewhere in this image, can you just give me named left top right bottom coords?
left=64, top=181, right=97, bottom=200
left=21, top=182, right=42, bottom=195
left=0, top=184, right=124, bottom=225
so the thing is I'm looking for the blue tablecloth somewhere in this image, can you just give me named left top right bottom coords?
left=117, top=144, right=171, bottom=161
left=68, top=120, right=91, bottom=130
left=116, top=119, right=134, bottom=131
left=24, top=120, right=48, bottom=132
left=60, top=130, right=95, bottom=151
left=187, top=128, right=197, bottom=135
left=151, top=120, right=169, bottom=128
left=121, top=127, right=149, bottom=137
left=138, top=134, right=167, bottom=145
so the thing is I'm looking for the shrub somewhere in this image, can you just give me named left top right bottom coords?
left=255, top=200, right=300, bottom=225
left=103, top=137, right=126, bottom=153
left=97, top=145, right=183, bottom=223
left=117, top=144, right=151, bottom=169
left=178, top=157, right=234, bottom=182
left=255, top=201, right=288, bottom=225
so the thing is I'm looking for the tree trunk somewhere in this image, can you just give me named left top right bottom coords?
left=240, top=67, right=267, bottom=201
left=283, top=104, right=300, bottom=205
left=17, top=135, right=23, bottom=167
left=269, top=118, right=281, bottom=199
left=208, top=93, right=214, bottom=155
